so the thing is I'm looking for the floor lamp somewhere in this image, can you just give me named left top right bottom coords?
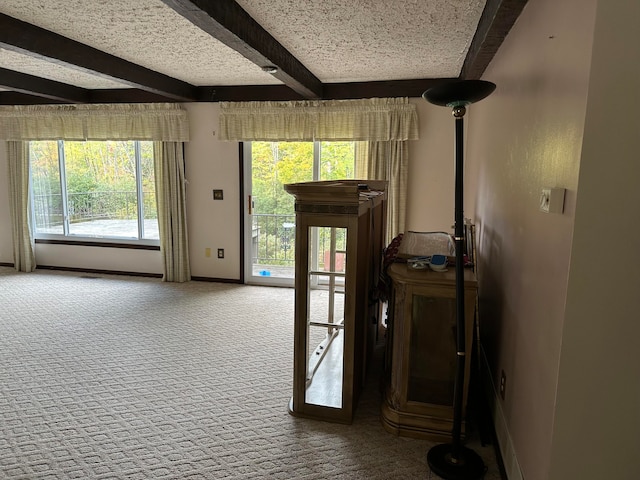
left=422, top=79, right=496, bottom=480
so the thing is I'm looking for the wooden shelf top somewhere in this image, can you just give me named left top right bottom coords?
left=388, top=262, right=477, bottom=288
left=284, top=179, right=387, bottom=206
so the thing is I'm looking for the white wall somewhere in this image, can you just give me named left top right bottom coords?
left=548, top=0, right=640, bottom=478
left=183, top=103, right=242, bottom=280
left=468, top=0, right=597, bottom=478
left=406, top=98, right=457, bottom=233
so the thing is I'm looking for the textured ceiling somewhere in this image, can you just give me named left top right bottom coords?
left=0, top=0, right=527, bottom=104
left=0, top=0, right=280, bottom=86
left=235, top=0, right=486, bottom=82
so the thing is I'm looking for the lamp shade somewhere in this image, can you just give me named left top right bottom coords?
left=422, top=80, right=496, bottom=107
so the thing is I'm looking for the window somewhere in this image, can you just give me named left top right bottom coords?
left=30, top=140, right=158, bottom=243
left=245, top=141, right=356, bottom=283
left=250, top=140, right=356, bottom=224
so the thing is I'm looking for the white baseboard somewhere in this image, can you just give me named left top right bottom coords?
left=479, top=347, right=524, bottom=480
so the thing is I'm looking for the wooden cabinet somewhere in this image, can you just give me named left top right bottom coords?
left=284, top=180, right=387, bottom=424
left=381, top=262, right=477, bottom=440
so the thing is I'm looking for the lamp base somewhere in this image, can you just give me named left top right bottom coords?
left=427, top=444, right=486, bottom=480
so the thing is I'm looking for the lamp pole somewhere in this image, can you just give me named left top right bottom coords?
left=451, top=103, right=467, bottom=461
left=422, top=80, right=495, bottom=480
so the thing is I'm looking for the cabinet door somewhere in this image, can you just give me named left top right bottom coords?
left=407, top=294, right=457, bottom=406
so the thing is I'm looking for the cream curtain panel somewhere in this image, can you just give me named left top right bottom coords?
left=0, top=103, right=189, bottom=141
left=219, top=98, right=418, bottom=141
left=7, top=141, right=36, bottom=272
left=154, top=142, right=191, bottom=283
left=356, top=141, right=408, bottom=244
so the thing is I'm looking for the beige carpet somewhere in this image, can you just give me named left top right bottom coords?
left=0, top=267, right=502, bottom=479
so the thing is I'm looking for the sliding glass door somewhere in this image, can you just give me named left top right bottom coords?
left=243, top=141, right=355, bottom=286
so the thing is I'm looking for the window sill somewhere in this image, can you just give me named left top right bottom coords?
left=34, top=237, right=160, bottom=251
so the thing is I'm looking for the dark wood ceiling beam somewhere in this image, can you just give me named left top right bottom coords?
left=0, top=67, right=89, bottom=103
left=0, top=13, right=198, bottom=101
left=88, top=89, right=178, bottom=104
left=460, top=0, right=529, bottom=80
left=160, top=0, right=323, bottom=99
left=198, top=79, right=458, bottom=102
left=0, top=91, right=65, bottom=105
left=0, top=78, right=462, bottom=105
left=322, top=79, right=458, bottom=100
left=198, top=85, right=305, bottom=102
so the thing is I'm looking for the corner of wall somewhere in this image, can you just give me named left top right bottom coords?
left=480, top=346, right=524, bottom=480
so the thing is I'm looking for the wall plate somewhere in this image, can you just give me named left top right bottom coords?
left=540, top=187, right=565, bottom=214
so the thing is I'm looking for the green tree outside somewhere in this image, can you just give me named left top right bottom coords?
left=250, top=141, right=355, bottom=267
left=30, top=140, right=157, bottom=232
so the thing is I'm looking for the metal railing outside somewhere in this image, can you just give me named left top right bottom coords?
left=33, top=191, right=157, bottom=229
left=252, top=214, right=348, bottom=272
left=252, top=213, right=296, bottom=267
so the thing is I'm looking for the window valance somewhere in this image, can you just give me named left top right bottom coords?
left=0, top=103, right=189, bottom=141
left=218, top=97, right=418, bottom=141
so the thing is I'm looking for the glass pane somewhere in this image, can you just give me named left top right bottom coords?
left=319, top=141, right=355, bottom=181
left=304, top=226, right=347, bottom=408
left=250, top=142, right=313, bottom=278
left=30, top=141, right=63, bottom=235
left=407, top=295, right=457, bottom=406
left=317, top=227, right=347, bottom=270
left=316, top=226, right=347, bottom=288
left=140, top=141, right=159, bottom=239
left=305, top=279, right=345, bottom=409
left=64, top=141, right=138, bottom=238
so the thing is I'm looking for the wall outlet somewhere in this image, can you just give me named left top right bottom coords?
left=500, top=370, right=507, bottom=400
left=205, top=248, right=211, bottom=258
left=217, top=248, right=224, bottom=259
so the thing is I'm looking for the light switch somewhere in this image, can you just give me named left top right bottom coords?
left=540, top=187, right=565, bottom=214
